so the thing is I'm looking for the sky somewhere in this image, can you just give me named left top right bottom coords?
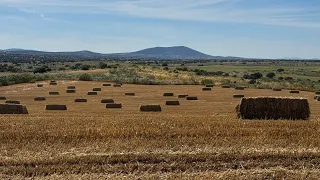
left=0, top=0, right=320, bottom=59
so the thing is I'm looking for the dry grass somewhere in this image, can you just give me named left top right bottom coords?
left=1, top=80, right=320, bottom=179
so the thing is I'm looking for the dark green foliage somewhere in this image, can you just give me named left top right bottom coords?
left=79, top=73, right=93, bottom=81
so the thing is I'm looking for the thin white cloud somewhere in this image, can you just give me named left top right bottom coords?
left=1, top=0, right=320, bottom=28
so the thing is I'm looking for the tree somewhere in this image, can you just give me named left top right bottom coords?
left=79, top=73, right=93, bottom=81
left=81, top=65, right=91, bottom=70
left=266, top=72, right=276, bottom=78
left=99, top=62, right=108, bottom=69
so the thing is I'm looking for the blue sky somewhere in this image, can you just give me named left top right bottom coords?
left=0, top=0, right=320, bottom=58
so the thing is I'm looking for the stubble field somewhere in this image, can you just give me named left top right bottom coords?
left=1, top=81, right=320, bottom=179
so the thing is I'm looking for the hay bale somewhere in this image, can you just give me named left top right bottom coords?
left=93, top=88, right=102, bottom=92
left=87, top=92, right=98, bottom=95
left=5, top=100, right=20, bottom=104
left=273, top=88, right=282, bottom=91
left=106, top=103, right=122, bottom=109
left=205, top=84, right=214, bottom=87
left=166, top=101, right=180, bottom=105
left=74, top=98, right=87, bottom=102
left=50, top=82, right=57, bottom=86
left=46, top=105, right=67, bottom=111
left=202, top=88, right=212, bottom=91
left=34, top=97, right=46, bottom=101
left=140, top=105, right=162, bottom=112
left=186, top=96, right=198, bottom=100
left=236, top=97, right=310, bottom=120
left=101, top=99, right=114, bottom=103
left=233, top=94, right=245, bottom=98
left=103, top=84, right=111, bottom=86
left=178, top=95, right=188, bottom=98
left=50, top=80, right=56, bottom=83
left=67, top=86, right=76, bottom=89
left=49, top=92, right=59, bottom=95
left=235, top=87, right=245, bottom=90
left=0, top=104, right=28, bottom=114
left=290, top=90, right=299, bottom=94
left=315, top=92, right=320, bottom=95
left=37, top=84, right=43, bottom=87
left=0, top=96, right=6, bottom=100
left=113, top=84, right=122, bottom=87
left=163, top=93, right=174, bottom=97
left=66, top=89, right=76, bottom=93
left=125, top=93, right=135, bottom=96
left=221, top=85, right=230, bottom=88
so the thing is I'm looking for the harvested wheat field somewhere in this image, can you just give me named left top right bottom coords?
left=1, top=80, right=320, bottom=179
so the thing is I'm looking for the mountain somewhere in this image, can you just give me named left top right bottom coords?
left=126, top=46, right=213, bottom=59
left=1, top=46, right=245, bottom=60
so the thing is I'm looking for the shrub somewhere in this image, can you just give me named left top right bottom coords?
left=79, top=73, right=93, bottom=81
left=266, top=72, right=276, bottom=78
left=81, top=65, right=91, bottom=70
left=201, top=79, right=214, bottom=85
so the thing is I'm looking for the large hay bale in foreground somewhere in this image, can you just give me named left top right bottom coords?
left=87, top=92, right=98, bottom=95
left=202, top=88, right=212, bottom=91
left=221, top=85, right=230, bottom=88
left=140, top=105, right=162, bottom=112
left=0, top=96, right=6, bottom=100
left=273, top=88, right=282, bottom=91
left=49, top=92, right=59, bottom=95
left=74, top=98, right=87, bottom=102
left=67, top=86, right=76, bottom=89
left=166, top=101, right=180, bottom=105
left=125, top=93, right=135, bottom=96
left=106, top=103, right=122, bottom=109
left=101, top=99, right=114, bottom=103
left=206, top=84, right=214, bottom=87
left=46, top=104, right=67, bottom=111
left=186, top=96, right=198, bottom=100
left=103, top=84, right=111, bottom=86
left=235, top=87, right=245, bottom=90
left=66, top=90, right=76, bottom=93
left=236, top=97, right=310, bottom=120
left=0, top=104, right=28, bottom=114
left=37, top=84, right=43, bottom=87
left=5, top=100, right=20, bottom=104
left=34, top=97, right=46, bottom=101
left=233, top=94, right=245, bottom=98
left=178, top=95, right=188, bottom=98
left=290, top=90, right=299, bottom=94
left=163, top=93, right=174, bottom=97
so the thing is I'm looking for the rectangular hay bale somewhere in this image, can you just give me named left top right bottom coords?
left=0, top=96, right=6, bottom=100
left=166, top=101, right=180, bottom=105
left=103, top=84, right=111, bottom=86
left=101, top=99, right=114, bottom=103
left=140, top=105, right=162, bottom=112
left=93, top=88, right=102, bottom=92
left=0, top=104, right=28, bottom=114
left=273, top=88, right=282, bottom=91
left=106, top=103, right=122, bottom=109
left=49, top=92, right=59, bottom=95
left=290, top=90, right=299, bottom=94
left=178, top=95, right=188, bottom=98
left=74, top=98, right=87, bottom=102
left=206, top=84, right=214, bottom=87
left=5, top=100, right=20, bottom=104
left=221, top=85, right=231, bottom=88
left=67, top=86, right=76, bottom=89
left=34, top=97, right=46, bottom=101
left=163, top=93, right=174, bottom=97
left=113, top=84, right=122, bottom=87
left=125, top=93, right=135, bottom=96
left=66, top=90, right=76, bottom=93
left=37, top=84, right=43, bottom=87
left=202, top=88, right=212, bottom=91
left=50, top=82, right=57, bottom=86
left=236, top=97, right=310, bottom=120
left=46, top=104, right=67, bottom=111
left=87, top=92, right=98, bottom=95
left=186, top=96, right=198, bottom=100
left=233, top=94, right=245, bottom=98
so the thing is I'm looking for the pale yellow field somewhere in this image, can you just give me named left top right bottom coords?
left=1, top=81, right=320, bottom=179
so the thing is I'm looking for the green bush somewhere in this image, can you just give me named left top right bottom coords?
left=79, top=73, right=93, bottom=81
left=201, top=79, right=214, bottom=85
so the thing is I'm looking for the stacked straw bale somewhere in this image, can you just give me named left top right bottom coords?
left=37, top=84, right=43, bottom=87
left=66, top=90, right=76, bottom=93
left=103, top=84, right=111, bottom=86
left=87, top=92, right=98, bottom=95
left=74, top=98, right=87, bottom=102
left=186, top=96, right=198, bottom=100
left=236, top=97, right=310, bottom=120
left=290, top=90, right=299, bottom=94
left=67, top=86, right=76, bottom=89
left=93, top=88, right=102, bottom=92
left=233, top=94, right=245, bottom=98
left=163, top=93, right=174, bottom=96
left=125, top=93, right=135, bottom=96
left=49, top=92, right=59, bottom=95
left=0, top=104, right=28, bottom=114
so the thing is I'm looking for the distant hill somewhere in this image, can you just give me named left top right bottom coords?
left=126, top=46, right=213, bottom=59
left=1, top=46, right=245, bottom=61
